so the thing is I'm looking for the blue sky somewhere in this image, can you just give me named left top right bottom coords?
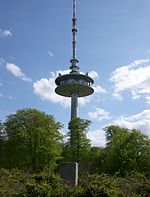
left=1, top=0, right=150, bottom=146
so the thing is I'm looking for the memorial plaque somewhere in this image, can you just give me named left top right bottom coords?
left=59, top=162, right=78, bottom=186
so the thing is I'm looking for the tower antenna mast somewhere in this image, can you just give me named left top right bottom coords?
left=70, top=0, right=79, bottom=74
left=73, top=0, right=77, bottom=59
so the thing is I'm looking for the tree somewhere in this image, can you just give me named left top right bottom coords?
left=0, top=121, right=3, bottom=162
left=4, top=108, right=63, bottom=171
left=103, top=125, right=150, bottom=176
left=63, top=118, right=91, bottom=163
left=88, top=147, right=106, bottom=174
left=0, top=122, right=5, bottom=167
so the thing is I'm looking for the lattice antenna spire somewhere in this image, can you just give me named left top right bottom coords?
left=73, top=0, right=77, bottom=59
left=70, top=0, right=79, bottom=74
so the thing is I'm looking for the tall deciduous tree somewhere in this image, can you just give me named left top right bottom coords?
left=64, top=118, right=91, bottom=163
left=103, top=125, right=150, bottom=176
left=4, top=109, right=63, bottom=171
left=0, top=122, right=5, bottom=167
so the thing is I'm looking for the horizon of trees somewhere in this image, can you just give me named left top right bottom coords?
left=1, top=108, right=150, bottom=196
left=0, top=108, right=150, bottom=178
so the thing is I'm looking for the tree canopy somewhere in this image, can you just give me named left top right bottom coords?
left=103, top=125, right=150, bottom=176
left=63, top=118, right=91, bottom=163
left=1, top=110, right=150, bottom=196
left=1, top=108, right=63, bottom=171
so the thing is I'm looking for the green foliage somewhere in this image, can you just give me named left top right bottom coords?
left=1, top=109, right=150, bottom=196
left=62, top=118, right=92, bottom=176
left=64, top=118, right=91, bottom=163
left=0, top=169, right=150, bottom=197
left=80, top=173, right=122, bottom=197
left=2, top=108, right=63, bottom=171
left=23, top=173, right=68, bottom=197
left=0, top=168, right=29, bottom=197
left=116, top=173, right=150, bottom=197
left=0, top=169, right=83, bottom=197
left=0, top=122, right=6, bottom=167
left=103, top=126, right=150, bottom=176
left=88, top=147, right=106, bottom=174
left=80, top=173, right=150, bottom=197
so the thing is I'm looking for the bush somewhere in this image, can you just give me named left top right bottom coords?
left=80, top=173, right=150, bottom=197
left=23, top=172, right=80, bottom=197
left=0, top=169, right=150, bottom=197
left=116, top=173, right=150, bottom=197
left=80, top=174, right=123, bottom=197
left=0, top=169, right=83, bottom=197
left=0, top=168, right=29, bottom=197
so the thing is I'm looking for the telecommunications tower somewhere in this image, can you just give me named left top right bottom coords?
left=55, top=0, right=94, bottom=120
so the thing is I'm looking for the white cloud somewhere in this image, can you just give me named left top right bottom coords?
left=78, top=97, right=91, bottom=106
left=76, top=70, right=99, bottom=80
left=85, top=71, right=107, bottom=94
left=0, top=93, right=14, bottom=100
left=112, top=92, right=123, bottom=101
left=0, top=29, right=12, bottom=38
left=113, top=109, right=150, bottom=136
left=0, top=58, right=6, bottom=65
left=110, top=58, right=150, bottom=104
left=145, top=96, right=150, bottom=105
left=33, top=77, right=70, bottom=107
left=94, top=85, right=107, bottom=94
left=87, top=130, right=106, bottom=147
left=6, top=63, right=32, bottom=82
left=131, top=90, right=141, bottom=100
left=88, top=71, right=99, bottom=80
left=8, top=96, right=14, bottom=100
left=33, top=69, right=105, bottom=107
left=48, top=51, right=54, bottom=57
left=88, top=107, right=110, bottom=121
left=33, top=70, right=92, bottom=107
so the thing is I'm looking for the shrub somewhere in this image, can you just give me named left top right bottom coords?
left=0, top=169, right=150, bottom=197
left=80, top=174, right=123, bottom=197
